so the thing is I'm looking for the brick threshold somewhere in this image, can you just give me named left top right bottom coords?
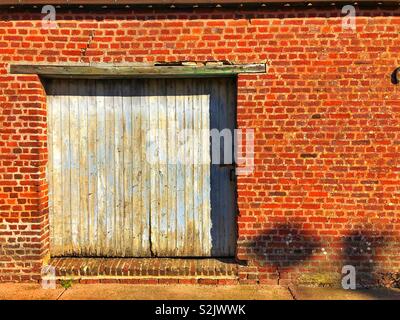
left=45, top=257, right=239, bottom=284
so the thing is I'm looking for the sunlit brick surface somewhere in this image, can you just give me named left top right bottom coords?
left=1, top=5, right=400, bottom=286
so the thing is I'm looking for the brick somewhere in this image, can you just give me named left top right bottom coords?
left=0, top=6, right=400, bottom=287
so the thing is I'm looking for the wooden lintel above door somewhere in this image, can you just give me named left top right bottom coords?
left=9, top=62, right=267, bottom=79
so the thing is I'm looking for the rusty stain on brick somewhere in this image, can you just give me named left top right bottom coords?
left=352, top=140, right=370, bottom=146
left=360, top=180, right=379, bottom=185
left=269, top=191, right=287, bottom=197
left=300, top=153, right=318, bottom=158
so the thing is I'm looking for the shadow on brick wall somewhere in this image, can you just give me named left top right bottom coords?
left=341, top=229, right=400, bottom=288
left=342, top=230, right=381, bottom=287
left=249, top=223, right=321, bottom=269
left=249, top=224, right=400, bottom=289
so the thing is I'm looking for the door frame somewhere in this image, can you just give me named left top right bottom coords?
left=10, top=62, right=267, bottom=260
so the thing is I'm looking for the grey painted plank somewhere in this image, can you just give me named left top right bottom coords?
left=193, top=79, right=202, bottom=256
left=61, top=82, right=71, bottom=254
left=114, top=81, right=124, bottom=256
left=139, top=80, right=151, bottom=256
left=78, top=80, right=89, bottom=256
left=68, top=80, right=80, bottom=253
left=121, top=80, right=133, bottom=256
left=166, top=80, right=177, bottom=255
left=201, top=83, right=212, bottom=256
left=148, top=80, right=160, bottom=256
left=184, top=80, right=195, bottom=256
left=87, top=80, right=98, bottom=255
left=96, top=80, right=107, bottom=255
left=104, top=81, right=115, bottom=255
left=157, top=80, right=169, bottom=254
left=174, top=80, right=186, bottom=256
left=210, top=78, right=237, bottom=256
left=47, top=81, right=59, bottom=254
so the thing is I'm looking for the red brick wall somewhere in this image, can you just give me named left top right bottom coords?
left=1, top=4, right=400, bottom=285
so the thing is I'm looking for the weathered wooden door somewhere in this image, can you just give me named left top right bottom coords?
left=46, top=78, right=236, bottom=257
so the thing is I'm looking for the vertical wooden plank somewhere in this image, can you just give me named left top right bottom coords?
left=175, top=79, right=186, bottom=256
left=139, top=79, right=151, bottom=256
left=121, top=80, right=133, bottom=256
left=128, top=79, right=142, bottom=256
left=184, top=80, right=194, bottom=256
left=156, top=79, right=169, bottom=254
left=215, top=78, right=237, bottom=256
left=218, top=78, right=227, bottom=255
left=87, top=79, right=98, bottom=256
left=47, top=81, right=59, bottom=254
left=61, top=81, right=72, bottom=254
left=166, top=79, right=177, bottom=255
left=148, top=79, right=160, bottom=256
left=68, top=80, right=80, bottom=253
left=95, top=80, right=106, bottom=255
left=104, top=80, right=115, bottom=256
left=201, top=80, right=212, bottom=256
left=209, top=78, right=237, bottom=256
left=145, top=79, right=160, bottom=256
left=192, top=79, right=201, bottom=256
left=113, top=80, right=124, bottom=256
left=209, top=79, right=219, bottom=255
left=78, top=80, right=89, bottom=256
